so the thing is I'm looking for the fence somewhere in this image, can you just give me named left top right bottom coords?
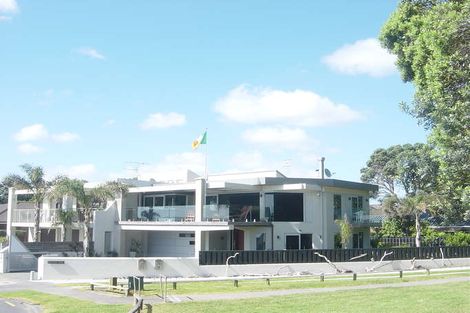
left=8, top=252, right=38, bottom=272
left=379, top=237, right=416, bottom=247
left=199, top=246, right=470, bottom=265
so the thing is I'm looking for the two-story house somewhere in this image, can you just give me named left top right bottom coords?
left=6, top=170, right=379, bottom=258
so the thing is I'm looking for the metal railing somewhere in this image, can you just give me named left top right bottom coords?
left=351, top=212, right=384, bottom=225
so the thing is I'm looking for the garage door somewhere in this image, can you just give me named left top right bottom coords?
left=147, top=231, right=195, bottom=257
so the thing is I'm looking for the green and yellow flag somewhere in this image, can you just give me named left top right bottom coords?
left=192, top=130, right=207, bottom=150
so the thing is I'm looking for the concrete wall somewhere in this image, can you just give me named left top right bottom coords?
left=37, top=256, right=470, bottom=281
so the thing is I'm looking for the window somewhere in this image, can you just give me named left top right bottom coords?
left=144, top=196, right=164, bottom=207
left=256, top=233, right=266, bottom=251
left=165, top=195, right=186, bottom=206
left=300, top=234, right=312, bottom=249
left=265, top=193, right=303, bottom=222
left=104, top=231, right=112, bottom=254
left=286, top=235, right=300, bottom=250
left=353, top=232, right=364, bottom=249
left=218, top=193, right=260, bottom=222
left=206, top=195, right=218, bottom=205
left=333, top=194, right=342, bottom=220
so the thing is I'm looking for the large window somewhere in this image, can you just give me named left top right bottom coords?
left=265, top=193, right=303, bottom=222
left=218, top=193, right=260, bottom=221
left=333, top=194, right=342, bottom=220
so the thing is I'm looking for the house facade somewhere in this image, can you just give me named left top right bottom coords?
left=6, top=170, right=379, bottom=258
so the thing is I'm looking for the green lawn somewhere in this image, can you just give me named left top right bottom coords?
left=0, top=290, right=132, bottom=313
left=1, top=281, right=469, bottom=313
left=141, top=270, right=470, bottom=296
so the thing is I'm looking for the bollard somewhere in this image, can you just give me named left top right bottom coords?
left=173, top=282, right=177, bottom=290
left=399, top=271, right=403, bottom=279
left=266, top=279, right=271, bottom=286
left=320, top=273, right=325, bottom=282
left=353, top=273, right=357, bottom=281
left=234, top=280, right=239, bottom=287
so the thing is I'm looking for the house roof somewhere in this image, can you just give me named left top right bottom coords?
left=264, top=177, right=378, bottom=192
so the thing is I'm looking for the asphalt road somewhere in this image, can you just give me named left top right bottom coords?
left=0, top=298, right=41, bottom=313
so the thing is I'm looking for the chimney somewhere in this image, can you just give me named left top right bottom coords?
left=319, top=157, right=325, bottom=179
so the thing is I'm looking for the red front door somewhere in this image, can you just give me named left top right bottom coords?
left=234, top=229, right=244, bottom=250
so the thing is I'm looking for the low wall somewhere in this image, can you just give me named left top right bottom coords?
left=38, top=256, right=470, bottom=280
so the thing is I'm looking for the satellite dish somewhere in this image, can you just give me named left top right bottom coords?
left=325, top=168, right=332, bottom=177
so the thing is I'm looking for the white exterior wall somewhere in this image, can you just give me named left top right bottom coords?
left=37, top=256, right=470, bottom=280
left=93, top=202, right=120, bottom=256
left=147, top=231, right=195, bottom=257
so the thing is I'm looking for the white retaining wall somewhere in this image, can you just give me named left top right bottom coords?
left=38, top=256, right=470, bottom=280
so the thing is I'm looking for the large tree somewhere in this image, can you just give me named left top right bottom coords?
left=361, top=143, right=438, bottom=198
left=52, top=178, right=127, bottom=257
left=3, top=164, right=60, bottom=242
left=380, top=0, right=470, bottom=223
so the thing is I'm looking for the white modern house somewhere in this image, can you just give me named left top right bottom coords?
left=5, top=169, right=379, bottom=259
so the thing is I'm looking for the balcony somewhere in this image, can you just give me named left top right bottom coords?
left=203, top=204, right=229, bottom=222
left=135, top=206, right=195, bottom=222
left=12, top=209, right=59, bottom=224
left=351, top=212, right=384, bottom=227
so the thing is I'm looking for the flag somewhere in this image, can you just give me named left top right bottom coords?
left=192, top=130, right=207, bottom=150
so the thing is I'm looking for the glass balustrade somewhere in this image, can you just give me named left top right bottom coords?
left=12, top=209, right=60, bottom=224
left=136, top=205, right=195, bottom=222
left=202, top=204, right=229, bottom=221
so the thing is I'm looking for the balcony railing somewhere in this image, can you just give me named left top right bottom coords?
left=12, top=209, right=60, bottom=224
left=351, top=212, right=384, bottom=226
left=135, top=206, right=195, bottom=222
left=203, top=204, right=229, bottom=221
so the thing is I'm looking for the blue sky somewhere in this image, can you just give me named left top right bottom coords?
left=0, top=0, right=427, bottom=183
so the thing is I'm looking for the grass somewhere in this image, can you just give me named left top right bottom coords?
left=141, top=270, right=470, bottom=296
left=0, top=290, right=132, bottom=313
left=155, top=281, right=470, bottom=313
left=1, top=281, right=469, bottom=313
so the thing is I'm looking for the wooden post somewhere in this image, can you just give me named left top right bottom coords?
left=399, top=271, right=403, bottom=279
left=173, top=282, right=177, bottom=290
left=234, top=280, right=239, bottom=287
left=90, top=284, right=94, bottom=291
left=320, top=274, right=325, bottom=282
left=353, top=273, right=357, bottom=281
left=266, top=278, right=271, bottom=286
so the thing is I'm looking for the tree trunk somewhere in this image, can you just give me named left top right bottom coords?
left=83, top=210, right=92, bottom=257
left=61, top=225, right=66, bottom=242
left=415, top=212, right=421, bottom=248
left=33, top=203, right=41, bottom=242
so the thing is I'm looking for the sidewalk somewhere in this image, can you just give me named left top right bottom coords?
left=0, top=272, right=469, bottom=305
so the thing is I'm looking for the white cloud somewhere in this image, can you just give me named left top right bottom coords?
left=103, top=119, right=116, bottom=127
left=14, top=124, right=49, bottom=142
left=214, top=85, right=363, bottom=127
left=109, top=152, right=205, bottom=182
left=64, top=164, right=96, bottom=179
left=77, top=47, right=105, bottom=60
left=47, top=164, right=97, bottom=181
left=13, top=124, right=80, bottom=145
left=140, top=112, right=186, bottom=129
left=51, top=132, right=80, bottom=143
left=322, top=38, right=397, bottom=77
left=242, top=127, right=309, bottom=148
left=0, top=15, right=12, bottom=22
left=229, top=151, right=269, bottom=171
left=17, top=143, right=43, bottom=154
left=0, top=0, right=18, bottom=13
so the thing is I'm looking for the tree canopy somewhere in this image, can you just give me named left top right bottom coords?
left=379, top=0, right=470, bottom=223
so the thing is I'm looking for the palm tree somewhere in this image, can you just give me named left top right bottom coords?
left=3, top=164, right=60, bottom=242
left=52, top=209, right=76, bottom=242
left=53, top=178, right=128, bottom=257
